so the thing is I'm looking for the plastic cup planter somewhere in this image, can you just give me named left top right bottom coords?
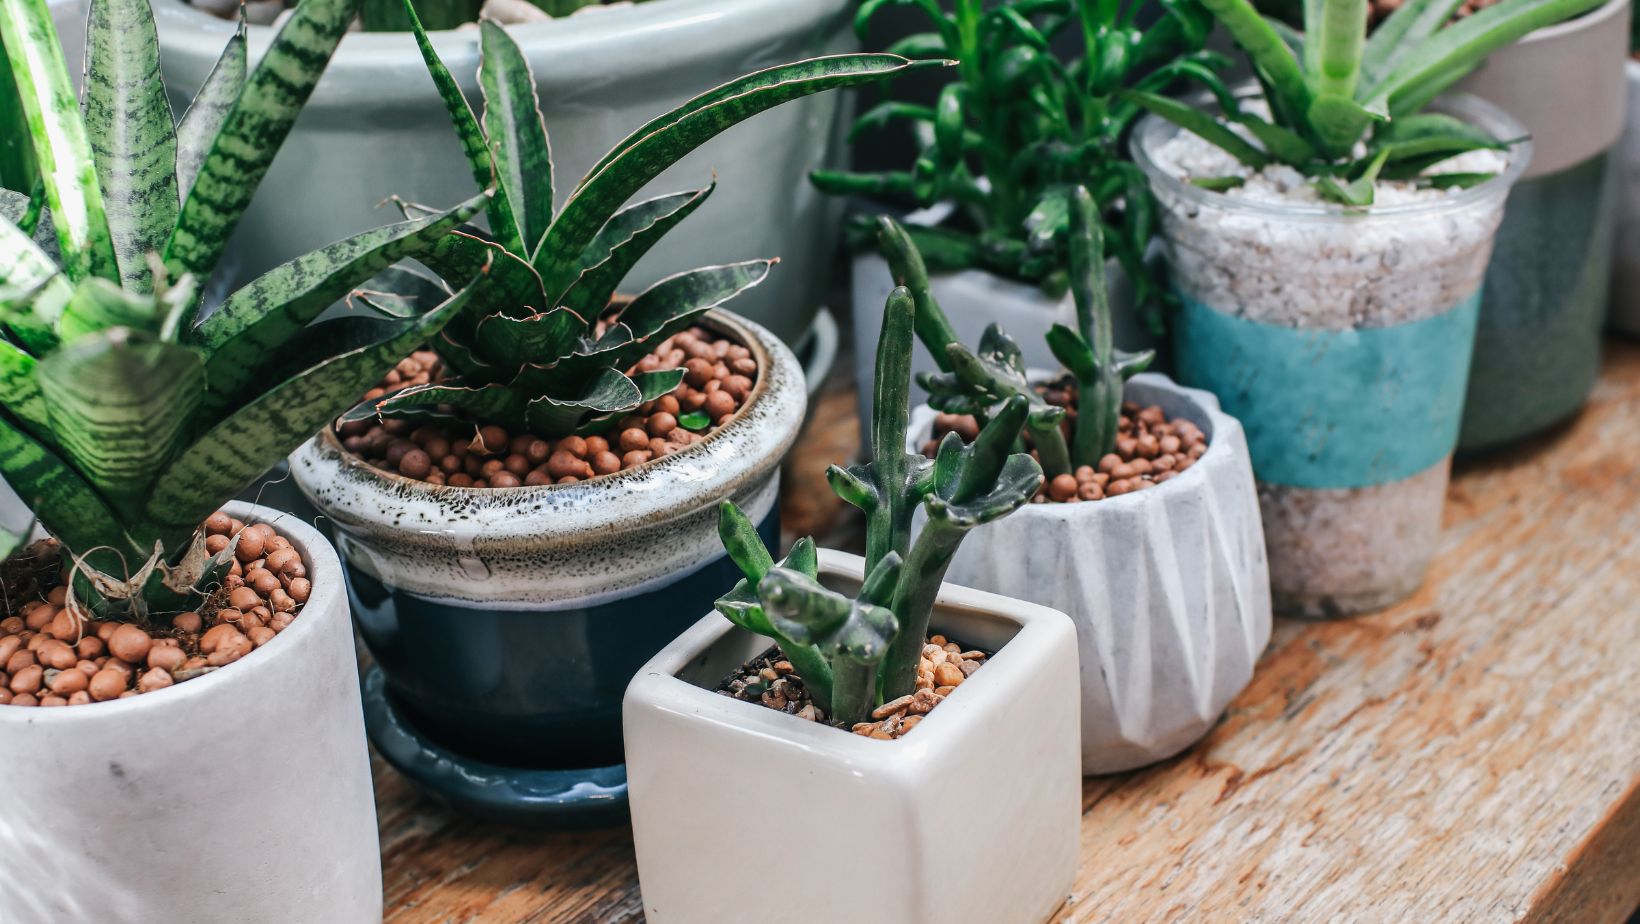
left=1132, top=95, right=1531, bottom=619
left=289, top=311, right=804, bottom=827
left=908, top=374, right=1272, bottom=773
left=623, top=550, right=1081, bottom=924
left=0, top=503, right=381, bottom=924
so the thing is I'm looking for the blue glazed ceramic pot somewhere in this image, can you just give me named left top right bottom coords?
left=290, top=310, right=805, bottom=824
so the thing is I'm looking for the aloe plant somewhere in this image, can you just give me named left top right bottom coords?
left=716, top=288, right=1042, bottom=726
left=1124, top=0, right=1605, bottom=203
left=811, top=0, right=1224, bottom=319
left=0, top=0, right=482, bottom=618
left=342, top=10, right=934, bottom=437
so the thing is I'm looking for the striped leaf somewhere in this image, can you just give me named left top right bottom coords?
left=36, top=329, right=204, bottom=513
left=524, top=367, right=641, bottom=436
left=536, top=54, right=938, bottom=303
left=346, top=380, right=525, bottom=428
left=0, top=336, right=47, bottom=436
left=55, top=275, right=176, bottom=340
left=417, top=229, right=546, bottom=332
left=1358, top=0, right=1466, bottom=95
left=0, top=0, right=119, bottom=284
left=473, top=307, right=584, bottom=371
left=0, top=414, right=128, bottom=557
left=164, top=0, right=361, bottom=294
left=559, top=183, right=714, bottom=319
left=144, top=271, right=476, bottom=536
left=0, top=37, right=36, bottom=194
left=175, top=17, right=246, bottom=200
left=82, top=0, right=178, bottom=292
left=478, top=21, right=554, bottom=259
left=0, top=218, right=71, bottom=351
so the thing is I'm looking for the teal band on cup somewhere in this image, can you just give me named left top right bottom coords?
left=1174, top=292, right=1482, bottom=489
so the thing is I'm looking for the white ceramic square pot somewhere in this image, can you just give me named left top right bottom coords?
left=0, top=502, right=381, bottom=924
left=624, top=550, right=1081, bottom=924
left=910, top=374, right=1272, bottom=774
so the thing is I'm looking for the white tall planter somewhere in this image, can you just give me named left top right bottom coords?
left=911, top=374, right=1270, bottom=774
left=624, top=550, right=1081, bottom=924
left=1612, top=59, right=1640, bottom=337
left=0, top=502, right=380, bottom=924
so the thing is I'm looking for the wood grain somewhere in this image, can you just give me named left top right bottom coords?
left=379, top=341, right=1640, bottom=924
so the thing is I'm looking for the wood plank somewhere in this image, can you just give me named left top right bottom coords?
left=380, top=340, right=1640, bottom=924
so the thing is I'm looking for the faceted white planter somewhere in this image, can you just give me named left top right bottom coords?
left=624, top=550, right=1081, bottom=924
left=1612, top=59, right=1640, bottom=337
left=0, top=502, right=380, bottom=924
left=910, top=374, right=1271, bottom=774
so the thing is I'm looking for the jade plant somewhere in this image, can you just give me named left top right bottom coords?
left=883, top=185, right=1150, bottom=479
left=1125, top=0, right=1605, bottom=203
left=714, top=288, right=1043, bottom=727
left=0, top=0, right=482, bottom=616
left=812, top=0, right=1225, bottom=317
left=343, top=10, right=931, bottom=436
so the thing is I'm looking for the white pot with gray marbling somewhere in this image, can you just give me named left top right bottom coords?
left=0, top=502, right=380, bottom=924
left=910, top=373, right=1271, bottom=774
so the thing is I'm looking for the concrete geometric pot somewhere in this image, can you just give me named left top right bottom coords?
left=1611, top=59, right=1640, bottom=338
left=910, top=374, right=1271, bottom=774
left=624, top=549, right=1081, bottom=924
left=0, top=502, right=380, bottom=924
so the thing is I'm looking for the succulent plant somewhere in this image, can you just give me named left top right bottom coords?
left=0, top=0, right=482, bottom=617
left=1124, top=0, right=1603, bottom=203
left=343, top=10, right=933, bottom=437
left=886, top=185, right=1151, bottom=477
left=812, top=0, right=1225, bottom=321
left=716, top=288, right=1042, bottom=726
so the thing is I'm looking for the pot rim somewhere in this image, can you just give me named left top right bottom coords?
left=0, top=500, right=340, bottom=722
left=1130, top=91, right=1532, bottom=222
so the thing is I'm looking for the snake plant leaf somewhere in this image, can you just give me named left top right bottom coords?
left=402, top=0, right=520, bottom=255
left=345, top=380, right=526, bottom=427
left=1307, top=92, right=1385, bottom=156
left=0, top=220, right=71, bottom=351
left=559, top=183, right=715, bottom=319
left=0, top=38, right=35, bottom=195
left=850, top=102, right=937, bottom=143
left=477, top=22, right=553, bottom=261
left=759, top=568, right=852, bottom=647
left=82, top=0, right=178, bottom=293
left=1046, top=322, right=1098, bottom=380
left=0, top=337, right=46, bottom=435
left=807, top=169, right=918, bottom=199
left=418, top=229, right=547, bottom=330
left=55, top=275, right=176, bottom=340
left=0, top=0, right=118, bottom=285
left=0, top=522, right=21, bottom=561
left=146, top=275, right=476, bottom=537
left=432, top=325, right=503, bottom=380
left=854, top=0, right=954, bottom=44
left=825, top=463, right=878, bottom=512
left=473, top=307, right=584, bottom=371
left=632, top=368, right=685, bottom=403
left=923, top=452, right=1042, bottom=528
left=37, top=329, right=204, bottom=512
left=524, top=367, right=642, bottom=435
left=1358, top=0, right=1466, bottom=93
left=1120, top=90, right=1269, bottom=168
left=538, top=54, right=942, bottom=302
left=175, top=16, right=246, bottom=200
left=0, top=414, right=127, bottom=556
left=165, top=0, right=361, bottom=294
left=949, top=393, right=1030, bottom=503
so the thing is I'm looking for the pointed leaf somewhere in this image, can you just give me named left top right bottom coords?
left=524, top=367, right=642, bottom=435
left=0, top=336, right=46, bottom=435
left=1046, top=323, right=1097, bottom=380
left=0, top=219, right=71, bottom=351
left=0, top=413, right=127, bottom=556
left=55, top=275, right=174, bottom=339
left=418, top=228, right=545, bottom=329
left=632, top=368, right=684, bottom=402
left=347, top=380, right=526, bottom=428
left=473, top=307, right=585, bottom=370
left=559, top=183, right=714, bottom=319
left=1120, top=90, right=1268, bottom=168
left=478, top=21, right=553, bottom=259
left=175, top=18, right=247, bottom=200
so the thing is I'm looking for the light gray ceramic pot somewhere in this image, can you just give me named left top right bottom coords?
left=143, top=0, right=855, bottom=349
left=0, top=502, right=380, bottom=924
left=910, top=373, right=1270, bottom=774
left=1611, top=59, right=1640, bottom=338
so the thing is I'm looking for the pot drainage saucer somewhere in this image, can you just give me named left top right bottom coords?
left=362, top=666, right=629, bottom=829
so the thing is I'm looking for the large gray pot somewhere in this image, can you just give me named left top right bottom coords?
left=1455, top=0, right=1630, bottom=451
left=144, top=0, right=855, bottom=348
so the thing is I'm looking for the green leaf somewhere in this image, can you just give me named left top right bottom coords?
left=0, top=413, right=128, bottom=557
left=418, top=229, right=547, bottom=331
left=559, top=183, right=714, bottom=320
left=1311, top=0, right=1366, bottom=98
left=1196, top=0, right=1311, bottom=121
left=347, top=380, right=524, bottom=428
left=524, top=367, right=642, bottom=435
left=1121, top=89, right=1269, bottom=169
left=924, top=452, right=1042, bottom=528
left=1370, top=112, right=1508, bottom=162
left=1235, top=112, right=1317, bottom=164
left=0, top=38, right=36, bottom=194
left=164, top=0, right=361, bottom=292
left=678, top=410, right=710, bottom=430
left=175, top=16, right=246, bottom=201
left=473, top=307, right=584, bottom=370
left=540, top=54, right=943, bottom=303
left=1359, top=0, right=1466, bottom=94
left=849, top=101, right=936, bottom=142
left=478, top=20, right=554, bottom=259
left=82, top=0, right=178, bottom=292
left=0, top=336, right=46, bottom=435
left=0, top=218, right=71, bottom=351
left=0, top=0, right=118, bottom=284
left=54, top=275, right=177, bottom=340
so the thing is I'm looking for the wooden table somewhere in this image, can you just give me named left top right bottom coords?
left=377, top=340, right=1640, bottom=924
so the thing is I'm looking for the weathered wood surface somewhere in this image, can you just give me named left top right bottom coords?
left=378, top=341, right=1640, bottom=924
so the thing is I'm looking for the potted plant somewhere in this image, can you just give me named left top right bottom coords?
left=881, top=191, right=1270, bottom=773
left=814, top=0, right=1226, bottom=423
left=1123, top=0, right=1603, bottom=617
left=0, top=0, right=478, bottom=915
left=288, top=13, right=926, bottom=826
left=623, top=285, right=1079, bottom=924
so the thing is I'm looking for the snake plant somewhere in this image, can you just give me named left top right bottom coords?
left=1125, top=0, right=1605, bottom=203
left=0, top=0, right=482, bottom=617
left=716, top=287, right=1042, bottom=727
left=343, top=9, right=934, bottom=438
left=812, top=0, right=1224, bottom=320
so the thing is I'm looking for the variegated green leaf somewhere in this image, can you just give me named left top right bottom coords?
left=558, top=183, right=714, bottom=319
left=55, top=275, right=175, bottom=340
left=175, top=16, right=246, bottom=200
left=632, top=368, right=684, bottom=402
left=82, top=0, right=178, bottom=292
left=345, top=380, right=525, bottom=428
left=473, top=307, right=584, bottom=371
left=0, top=335, right=47, bottom=435
left=0, top=219, right=71, bottom=351
left=0, top=37, right=36, bottom=194
left=524, top=367, right=641, bottom=435
left=37, top=329, right=203, bottom=512
left=0, top=0, right=118, bottom=283
left=0, top=413, right=129, bottom=556
left=165, top=0, right=361, bottom=294
left=478, top=20, right=553, bottom=259
left=536, top=54, right=938, bottom=303
left=418, top=228, right=546, bottom=331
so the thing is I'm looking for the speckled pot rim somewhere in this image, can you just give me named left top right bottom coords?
left=293, top=309, right=805, bottom=548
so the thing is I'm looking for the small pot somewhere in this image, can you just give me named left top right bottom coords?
left=1455, top=0, right=1630, bottom=451
left=623, top=549, right=1081, bottom=924
left=0, top=502, right=380, bottom=924
left=1133, top=94, right=1529, bottom=618
left=288, top=310, right=804, bottom=826
left=910, top=373, right=1271, bottom=774
left=1610, top=58, right=1640, bottom=338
